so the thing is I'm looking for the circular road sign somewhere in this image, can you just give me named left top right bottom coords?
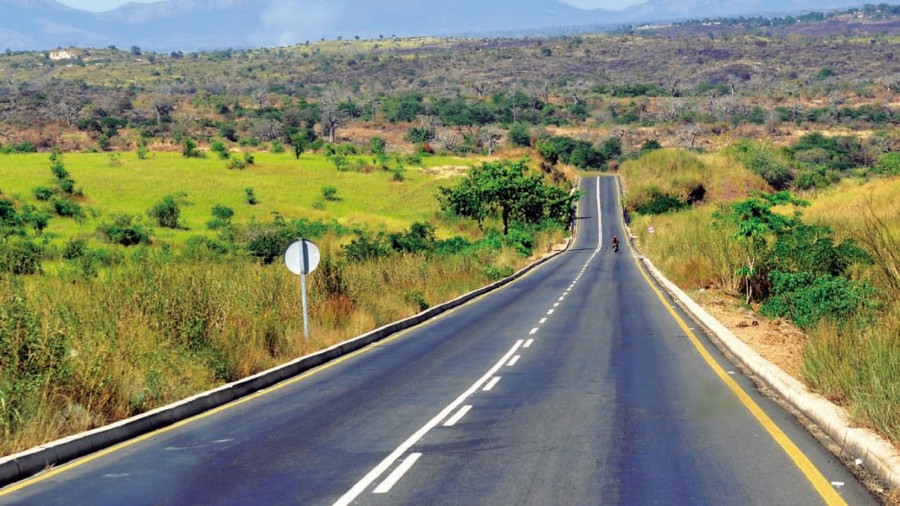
left=285, top=239, right=321, bottom=275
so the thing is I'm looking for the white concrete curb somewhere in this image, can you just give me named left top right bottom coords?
left=640, top=256, right=900, bottom=492
left=0, top=236, right=573, bottom=489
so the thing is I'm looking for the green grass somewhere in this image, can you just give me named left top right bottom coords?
left=1, top=151, right=476, bottom=246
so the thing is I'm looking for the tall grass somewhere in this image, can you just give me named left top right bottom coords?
left=800, top=177, right=900, bottom=444
left=0, top=227, right=561, bottom=456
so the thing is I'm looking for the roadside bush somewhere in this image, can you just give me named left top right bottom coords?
left=761, top=272, right=878, bottom=329
left=636, top=190, right=688, bottom=215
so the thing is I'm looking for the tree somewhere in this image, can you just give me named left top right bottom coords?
left=439, top=159, right=577, bottom=235
left=290, top=128, right=317, bottom=160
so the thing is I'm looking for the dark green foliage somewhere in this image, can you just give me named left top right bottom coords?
left=438, top=159, right=577, bottom=235
left=733, top=141, right=793, bottom=190
left=370, top=136, right=386, bottom=155
left=794, top=166, right=840, bottom=190
left=181, top=138, right=203, bottom=158
left=51, top=197, right=84, bottom=218
left=405, top=126, right=433, bottom=143
left=537, top=135, right=616, bottom=170
left=97, top=214, right=151, bottom=246
left=210, top=140, right=230, bottom=159
left=770, top=223, right=870, bottom=279
left=321, top=186, right=339, bottom=201
left=389, top=222, right=435, bottom=254
left=207, top=205, right=234, bottom=230
left=0, top=239, right=43, bottom=275
left=147, top=195, right=182, bottom=229
left=0, top=198, right=20, bottom=230
left=21, top=206, right=50, bottom=235
left=183, top=236, right=232, bottom=260
left=246, top=227, right=295, bottom=264
left=508, top=124, right=532, bottom=147
left=790, top=132, right=865, bottom=172
left=0, top=142, right=37, bottom=154
left=636, top=190, right=688, bottom=215
left=344, top=231, right=390, bottom=261
left=0, top=287, right=69, bottom=438
left=289, top=127, right=317, bottom=159
left=382, top=92, right=425, bottom=123
left=62, top=238, right=88, bottom=260
left=760, top=272, right=878, bottom=329
left=31, top=187, right=54, bottom=201
left=244, top=187, right=258, bottom=205
left=640, top=139, right=662, bottom=153
left=875, top=152, right=900, bottom=175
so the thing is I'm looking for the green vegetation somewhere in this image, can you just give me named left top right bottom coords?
left=625, top=149, right=900, bottom=447
left=0, top=147, right=573, bottom=456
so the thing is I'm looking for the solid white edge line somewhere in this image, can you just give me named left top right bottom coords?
left=333, top=340, right=524, bottom=506
left=483, top=377, right=501, bottom=391
left=443, top=405, right=473, bottom=427
left=507, top=355, right=521, bottom=366
left=596, top=176, right=603, bottom=250
left=373, top=453, right=422, bottom=494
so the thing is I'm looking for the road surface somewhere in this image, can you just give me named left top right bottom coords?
left=0, top=177, right=875, bottom=505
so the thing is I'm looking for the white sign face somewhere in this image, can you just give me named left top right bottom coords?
left=648, top=226, right=655, bottom=235
left=285, top=239, right=321, bottom=275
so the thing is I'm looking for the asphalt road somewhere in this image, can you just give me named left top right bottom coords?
left=0, top=177, right=877, bottom=505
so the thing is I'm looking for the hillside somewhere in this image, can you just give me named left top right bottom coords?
left=2, top=0, right=898, bottom=51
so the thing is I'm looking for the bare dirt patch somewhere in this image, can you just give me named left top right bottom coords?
left=691, top=289, right=806, bottom=379
left=419, top=165, right=471, bottom=179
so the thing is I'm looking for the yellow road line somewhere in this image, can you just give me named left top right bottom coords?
left=612, top=176, right=845, bottom=506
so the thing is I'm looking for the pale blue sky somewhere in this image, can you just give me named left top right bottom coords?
left=58, top=0, right=645, bottom=12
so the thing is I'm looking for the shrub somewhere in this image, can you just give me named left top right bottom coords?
left=211, top=140, right=230, bottom=160
left=876, top=152, right=900, bottom=175
left=227, top=158, right=247, bottom=170
left=761, top=272, right=878, bottom=329
left=321, top=186, right=339, bottom=201
left=148, top=195, right=182, bottom=229
left=636, top=189, right=688, bottom=215
left=181, top=138, right=204, bottom=158
left=246, top=227, right=294, bottom=264
left=207, top=205, right=234, bottom=230
left=97, top=214, right=151, bottom=246
left=51, top=198, right=83, bottom=218
left=0, top=239, right=43, bottom=275
left=370, top=136, right=386, bottom=155
left=32, top=186, right=54, bottom=201
left=244, top=187, right=258, bottom=205
left=62, top=238, right=88, bottom=260
left=508, top=124, right=531, bottom=147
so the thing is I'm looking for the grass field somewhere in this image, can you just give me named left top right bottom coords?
left=1, top=151, right=479, bottom=246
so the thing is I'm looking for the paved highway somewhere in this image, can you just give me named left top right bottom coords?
left=0, top=177, right=876, bottom=505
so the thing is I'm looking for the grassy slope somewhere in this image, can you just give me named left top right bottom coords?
left=1, top=152, right=477, bottom=245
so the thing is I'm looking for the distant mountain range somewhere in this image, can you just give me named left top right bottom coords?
left=1, top=0, right=896, bottom=51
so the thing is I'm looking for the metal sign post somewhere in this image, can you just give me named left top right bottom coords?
left=284, top=239, right=321, bottom=341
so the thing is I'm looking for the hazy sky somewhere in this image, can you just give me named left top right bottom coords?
left=58, top=0, right=646, bottom=12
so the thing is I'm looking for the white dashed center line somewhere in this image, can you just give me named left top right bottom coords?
left=444, top=405, right=472, bottom=427
left=373, top=453, right=422, bottom=494
left=539, top=318, right=547, bottom=324
left=507, top=355, right=521, bottom=366
left=530, top=327, right=539, bottom=335
left=483, top=377, right=501, bottom=391
left=524, top=339, right=534, bottom=348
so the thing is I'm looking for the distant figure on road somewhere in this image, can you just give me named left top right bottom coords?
left=611, top=235, right=619, bottom=253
